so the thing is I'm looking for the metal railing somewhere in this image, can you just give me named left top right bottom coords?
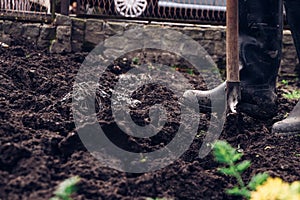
left=0, top=0, right=52, bottom=22
left=76, top=0, right=227, bottom=24
left=0, top=0, right=226, bottom=24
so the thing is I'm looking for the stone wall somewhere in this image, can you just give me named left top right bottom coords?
left=0, top=14, right=298, bottom=70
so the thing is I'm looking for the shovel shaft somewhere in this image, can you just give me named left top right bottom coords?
left=226, top=0, right=240, bottom=113
left=226, top=0, right=239, bottom=82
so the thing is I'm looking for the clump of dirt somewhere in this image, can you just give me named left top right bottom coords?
left=0, top=45, right=299, bottom=200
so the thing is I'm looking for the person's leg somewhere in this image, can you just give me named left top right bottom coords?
left=238, top=0, right=283, bottom=118
left=185, top=0, right=283, bottom=119
left=272, top=0, right=300, bottom=135
left=284, top=0, right=300, bottom=61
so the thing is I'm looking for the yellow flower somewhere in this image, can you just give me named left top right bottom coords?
left=250, top=177, right=300, bottom=200
left=289, top=181, right=300, bottom=200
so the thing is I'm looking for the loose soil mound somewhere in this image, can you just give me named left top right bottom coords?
left=0, top=45, right=299, bottom=200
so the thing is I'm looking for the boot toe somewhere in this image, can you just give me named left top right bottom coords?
left=272, top=117, right=300, bottom=136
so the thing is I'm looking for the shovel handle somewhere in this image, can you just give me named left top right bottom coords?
left=226, top=0, right=240, bottom=113
left=226, top=0, right=239, bottom=82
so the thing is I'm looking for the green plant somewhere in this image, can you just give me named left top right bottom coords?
left=283, top=90, right=300, bottom=100
left=132, top=57, right=139, bottom=65
left=213, top=141, right=269, bottom=199
left=186, top=68, right=194, bottom=75
left=281, top=79, right=289, bottom=86
left=50, top=176, right=80, bottom=200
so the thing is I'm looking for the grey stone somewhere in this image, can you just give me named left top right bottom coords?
left=182, top=41, right=205, bottom=56
left=71, top=40, right=83, bottom=52
left=22, top=24, right=40, bottom=39
left=85, top=19, right=105, bottom=45
left=72, top=27, right=84, bottom=41
left=143, top=38, right=162, bottom=49
left=104, top=36, right=128, bottom=49
left=199, top=40, right=215, bottom=55
left=143, top=28, right=163, bottom=40
left=3, top=21, right=12, bottom=34
left=56, top=26, right=71, bottom=41
left=103, top=48, right=123, bottom=60
left=55, top=14, right=72, bottom=26
left=182, top=27, right=205, bottom=40
left=0, top=34, right=12, bottom=45
left=214, top=40, right=226, bottom=57
left=71, top=18, right=85, bottom=43
left=86, top=19, right=103, bottom=32
left=125, top=23, right=144, bottom=31
left=37, top=38, right=51, bottom=50
left=204, top=29, right=222, bottom=40
left=105, top=22, right=127, bottom=35
left=72, top=18, right=85, bottom=30
left=50, top=39, right=72, bottom=53
left=164, top=29, right=184, bottom=41
left=108, top=22, right=129, bottom=30
left=8, top=22, right=24, bottom=37
left=3, top=21, right=23, bottom=37
left=161, top=38, right=184, bottom=53
left=85, top=33, right=106, bottom=45
left=40, top=25, right=56, bottom=40
left=125, top=29, right=144, bottom=40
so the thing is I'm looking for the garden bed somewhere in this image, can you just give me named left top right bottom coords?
left=0, top=44, right=299, bottom=199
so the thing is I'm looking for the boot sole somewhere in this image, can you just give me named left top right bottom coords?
left=274, top=130, right=300, bottom=136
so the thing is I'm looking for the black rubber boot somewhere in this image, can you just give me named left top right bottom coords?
left=185, top=0, right=283, bottom=119
left=272, top=101, right=300, bottom=135
left=284, top=0, right=300, bottom=79
left=284, top=0, right=300, bottom=61
left=238, top=0, right=283, bottom=119
left=272, top=0, right=300, bottom=136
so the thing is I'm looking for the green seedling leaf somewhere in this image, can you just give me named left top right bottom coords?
left=232, top=152, right=243, bottom=162
left=227, top=187, right=251, bottom=199
left=247, top=173, right=269, bottom=191
left=226, top=186, right=241, bottom=195
left=213, top=140, right=238, bottom=164
left=236, top=160, right=251, bottom=173
left=226, top=187, right=250, bottom=198
left=52, top=176, right=80, bottom=200
left=218, top=167, right=236, bottom=176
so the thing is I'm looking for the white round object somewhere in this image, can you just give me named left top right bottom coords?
left=114, top=0, right=147, bottom=17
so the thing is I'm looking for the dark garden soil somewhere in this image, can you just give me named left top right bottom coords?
left=0, top=44, right=299, bottom=200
